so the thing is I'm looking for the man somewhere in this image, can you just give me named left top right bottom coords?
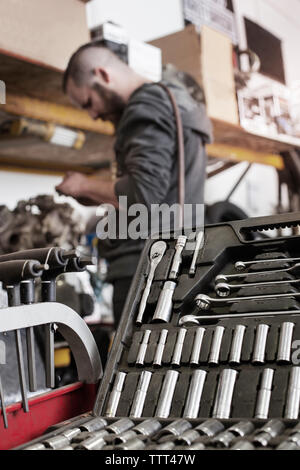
left=56, top=42, right=212, bottom=328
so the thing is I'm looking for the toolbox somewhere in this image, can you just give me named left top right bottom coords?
left=19, top=212, right=300, bottom=450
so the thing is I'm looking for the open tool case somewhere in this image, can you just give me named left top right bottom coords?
left=19, top=212, right=300, bottom=450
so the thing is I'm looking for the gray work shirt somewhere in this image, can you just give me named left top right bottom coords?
left=98, top=80, right=212, bottom=281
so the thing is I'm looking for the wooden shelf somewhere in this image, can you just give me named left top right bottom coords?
left=0, top=50, right=298, bottom=174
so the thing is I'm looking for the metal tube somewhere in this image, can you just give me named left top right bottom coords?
left=212, top=369, right=238, bottom=419
left=106, top=418, right=134, bottom=435
left=189, top=230, right=204, bottom=276
left=133, top=419, right=162, bottom=437
left=79, top=417, right=107, bottom=433
left=136, top=330, right=151, bottom=366
left=190, top=327, right=205, bottom=366
left=159, top=419, right=192, bottom=437
left=155, top=371, right=180, bottom=418
left=20, top=280, right=37, bottom=393
left=172, top=328, right=187, bottom=366
left=212, top=430, right=236, bottom=448
left=184, top=442, right=206, bottom=450
left=15, top=329, right=29, bottom=413
left=114, top=430, right=137, bottom=444
left=6, top=284, right=29, bottom=413
left=255, top=369, right=274, bottom=419
left=209, top=326, right=225, bottom=365
left=228, top=421, right=255, bottom=437
left=277, top=322, right=295, bottom=363
left=183, top=370, right=207, bottom=419
left=195, top=419, right=225, bottom=437
left=169, top=236, right=187, bottom=279
left=146, top=442, right=175, bottom=450
left=153, top=329, right=168, bottom=367
left=253, top=419, right=285, bottom=447
left=152, top=281, right=176, bottom=323
left=62, top=428, right=81, bottom=440
left=285, top=367, right=300, bottom=419
left=130, top=371, right=152, bottom=418
left=115, top=438, right=146, bottom=450
left=229, top=325, right=246, bottom=365
left=252, top=324, right=269, bottom=364
left=175, top=429, right=200, bottom=446
left=75, top=431, right=108, bottom=450
left=0, top=375, right=8, bottom=428
left=43, top=435, right=71, bottom=450
left=105, top=372, right=126, bottom=418
left=231, top=440, right=255, bottom=450
left=24, top=443, right=46, bottom=450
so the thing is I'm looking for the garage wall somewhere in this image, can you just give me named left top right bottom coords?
left=86, top=0, right=184, bottom=41
left=233, top=0, right=300, bottom=86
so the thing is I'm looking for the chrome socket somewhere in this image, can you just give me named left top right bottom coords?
left=136, top=330, right=151, bottom=366
left=172, top=328, right=187, bottom=366
left=130, top=371, right=152, bottom=418
left=209, top=326, right=225, bottom=365
left=105, top=372, right=126, bottom=418
left=153, top=329, right=168, bottom=367
left=183, top=370, right=207, bottom=419
left=212, top=369, right=238, bottom=419
left=155, top=371, right=180, bottom=418
left=277, top=322, right=295, bottom=363
left=285, top=367, right=300, bottom=419
left=252, top=324, right=269, bottom=364
left=229, top=325, right=246, bottom=365
left=190, top=327, right=206, bottom=366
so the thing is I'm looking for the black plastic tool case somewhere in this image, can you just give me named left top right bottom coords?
left=18, top=212, right=300, bottom=450
left=92, top=213, right=300, bottom=447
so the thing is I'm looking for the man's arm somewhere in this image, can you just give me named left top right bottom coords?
left=55, top=172, right=118, bottom=207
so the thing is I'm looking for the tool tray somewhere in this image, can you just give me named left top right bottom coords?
left=19, top=212, right=300, bottom=450
left=92, top=213, right=300, bottom=447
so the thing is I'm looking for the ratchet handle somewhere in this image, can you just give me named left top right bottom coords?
left=0, top=259, right=44, bottom=286
left=0, top=247, right=67, bottom=267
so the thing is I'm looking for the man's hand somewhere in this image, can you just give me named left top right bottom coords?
left=55, top=171, right=118, bottom=207
left=55, top=172, right=88, bottom=199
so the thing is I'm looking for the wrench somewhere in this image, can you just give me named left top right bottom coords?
left=136, top=241, right=167, bottom=325
left=235, top=257, right=300, bottom=272
left=195, top=292, right=300, bottom=311
left=179, top=311, right=300, bottom=326
left=215, top=263, right=300, bottom=284
left=215, top=278, right=300, bottom=297
left=189, top=230, right=204, bottom=276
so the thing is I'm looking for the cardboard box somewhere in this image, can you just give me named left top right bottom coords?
left=150, top=25, right=239, bottom=125
left=0, top=0, right=89, bottom=70
left=91, top=22, right=162, bottom=82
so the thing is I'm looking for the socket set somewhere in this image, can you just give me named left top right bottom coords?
left=20, top=212, right=300, bottom=449
left=19, top=416, right=300, bottom=450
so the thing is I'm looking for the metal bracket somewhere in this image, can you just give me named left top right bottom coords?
left=0, top=302, right=102, bottom=384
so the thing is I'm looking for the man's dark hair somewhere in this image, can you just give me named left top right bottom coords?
left=63, top=41, right=121, bottom=93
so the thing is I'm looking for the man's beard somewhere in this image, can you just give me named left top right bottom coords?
left=93, top=82, right=126, bottom=125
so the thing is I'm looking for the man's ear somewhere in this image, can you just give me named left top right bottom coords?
left=93, top=67, right=110, bottom=84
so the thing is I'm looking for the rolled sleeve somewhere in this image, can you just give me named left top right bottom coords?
left=115, top=99, right=176, bottom=211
